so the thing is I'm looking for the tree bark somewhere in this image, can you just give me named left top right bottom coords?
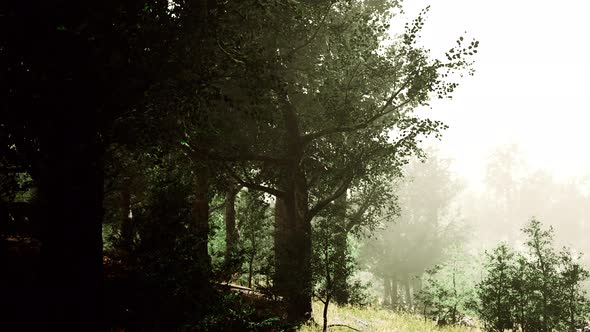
left=412, top=275, right=422, bottom=294
left=276, top=82, right=314, bottom=322
left=323, top=233, right=333, bottom=332
left=322, top=293, right=331, bottom=332
left=274, top=166, right=313, bottom=322
left=281, top=169, right=312, bottom=321
left=248, top=251, right=255, bottom=289
left=404, top=275, right=413, bottom=309
left=120, top=175, right=133, bottom=251
left=191, top=167, right=212, bottom=297
left=224, top=184, right=240, bottom=262
left=273, top=196, right=289, bottom=296
left=391, top=277, right=398, bottom=307
left=383, top=277, right=391, bottom=306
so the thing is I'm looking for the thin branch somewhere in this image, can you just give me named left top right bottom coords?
left=210, top=202, right=225, bottom=213
left=344, top=186, right=380, bottom=233
left=343, top=61, right=362, bottom=107
left=286, top=0, right=335, bottom=58
left=188, top=146, right=289, bottom=165
left=308, top=171, right=354, bottom=221
left=327, top=324, right=360, bottom=332
left=217, top=39, right=245, bottom=65
left=0, top=165, right=28, bottom=174
left=302, top=82, right=412, bottom=144
left=223, top=164, right=285, bottom=198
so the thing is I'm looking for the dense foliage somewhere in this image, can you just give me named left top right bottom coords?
left=0, top=0, right=483, bottom=330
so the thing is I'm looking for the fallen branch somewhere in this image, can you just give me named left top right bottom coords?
left=327, top=324, right=360, bottom=331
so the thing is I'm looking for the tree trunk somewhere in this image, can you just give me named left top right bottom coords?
left=192, top=168, right=211, bottom=270
left=404, top=275, right=413, bottom=309
left=283, top=173, right=313, bottom=321
left=322, top=294, right=331, bottom=332
left=383, top=277, right=391, bottom=306
left=391, top=276, right=398, bottom=307
left=38, top=124, right=105, bottom=331
left=274, top=165, right=312, bottom=321
left=120, top=175, right=133, bottom=251
left=323, top=233, right=333, bottom=332
left=274, top=82, right=313, bottom=322
left=248, top=252, right=255, bottom=289
left=413, top=275, right=422, bottom=294
left=191, top=166, right=213, bottom=315
left=274, top=196, right=289, bottom=296
left=224, top=184, right=240, bottom=262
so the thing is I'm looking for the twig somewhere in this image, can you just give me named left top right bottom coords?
left=327, top=324, right=360, bottom=331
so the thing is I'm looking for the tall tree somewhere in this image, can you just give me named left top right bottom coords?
left=177, top=1, right=477, bottom=321
left=1, top=1, right=217, bottom=328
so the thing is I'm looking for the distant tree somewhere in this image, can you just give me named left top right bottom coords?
left=361, top=151, right=466, bottom=309
left=477, top=219, right=590, bottom=332
left=468, top=144, right=589, bottom=252
left=322, top=178, right=397, bottom=305
left=237, top=189, right=274, bottom=290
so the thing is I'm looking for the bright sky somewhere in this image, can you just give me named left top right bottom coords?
left=397, top=0, right=590, bottom=191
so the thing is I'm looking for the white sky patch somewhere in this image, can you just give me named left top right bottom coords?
left=393, top=0, right=590, bottom=190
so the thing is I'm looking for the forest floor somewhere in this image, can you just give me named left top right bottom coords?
left=298, top=302, right=480, bottom=332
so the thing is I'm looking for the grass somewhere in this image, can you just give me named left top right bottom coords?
left=298, top=302, right=480, bottom=332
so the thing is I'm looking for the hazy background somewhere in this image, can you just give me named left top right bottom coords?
left=379, top=1, right=590, bottom=254
left=397, top=0, right=590, bottom=193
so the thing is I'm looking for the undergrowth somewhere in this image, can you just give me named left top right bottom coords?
left=298, top=302, right=480, bottom=332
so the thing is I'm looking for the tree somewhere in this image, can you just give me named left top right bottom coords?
left=477, top=219, right=590, bottom=332
left=361, top=151, right=467, bottom=310
left=312, top=213, right=353, bottom=332
left=477, top=244, right=518, bottom=331
left=1, top=1, right=230, bottom=328
left=237, top=189, right=273, bottom=289
left=178, top=2, right=478, bottom=320
left=468, top=144, right=590, bottom=251
left=558, top=248, right=590, bottom=332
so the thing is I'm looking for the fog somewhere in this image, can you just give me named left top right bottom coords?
left=387, top=1, right=590, bottom=250
left=355, top=1, right=590, bottom=309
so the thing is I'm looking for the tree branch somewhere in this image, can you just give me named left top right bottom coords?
left=302, top=82, right=412, bottom=144
left=223, top=164, right=285, bottom=198
left=327, top=324, right=360, bottom=332
left=307, top=171, right=354, bottom=221
left=286, top=0, right=335, bottom=58
left=217, top=40, right=246, bottom=65
left=344, top=186, right=380, bottom=233
left=187, top=146, right=289, bottom=165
